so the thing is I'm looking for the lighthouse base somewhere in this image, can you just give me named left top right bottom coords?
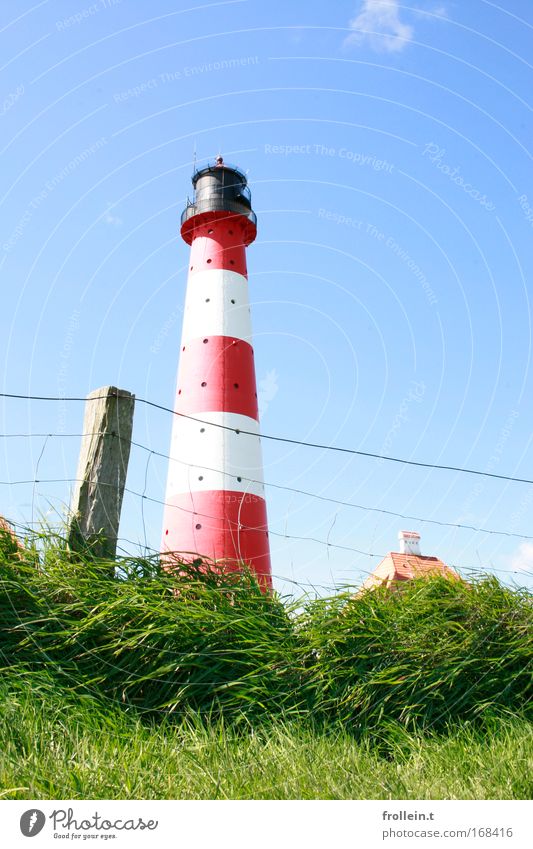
left=162, top=489, right=272, bottom=590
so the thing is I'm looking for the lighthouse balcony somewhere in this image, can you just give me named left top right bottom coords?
left=180, top=199, right=257, bottom=229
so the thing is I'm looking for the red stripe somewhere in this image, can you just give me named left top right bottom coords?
left=187, top=216, right=249, bottom=276
left=181, top=209, right=256, bottom=255
left=162, top=490, right=272, bottom=589
left=176, top=336, right=258, bottom=420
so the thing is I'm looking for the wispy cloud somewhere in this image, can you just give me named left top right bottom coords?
left=257, top=369, right=279, bottom=418
left=417, top=4, right=448, bottom=19
left=103, top=202, right=122, bottom=228
left=509, top=542, right=533, bottom=574
left=344, top=0, right=416, bottom=53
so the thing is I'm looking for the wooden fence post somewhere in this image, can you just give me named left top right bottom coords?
left=68, top=386, right=135, bottom=560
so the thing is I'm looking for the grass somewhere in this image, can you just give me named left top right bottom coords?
left=1, top=668, right=531, bottom=799
left=0, top=528, right=532, bottom=799
left=301, top=575, right=532, bottom=731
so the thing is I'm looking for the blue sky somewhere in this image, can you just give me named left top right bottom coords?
left=1, top=0, right=532, bottom=595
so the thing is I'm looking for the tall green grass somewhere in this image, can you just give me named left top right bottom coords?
left=1, top=666, right=531, bottom=799
left=301, top=577, right=532, bottom=732
left=0, top=529, right=531, bottom=733
left=0, top=535, right=301, bottom=720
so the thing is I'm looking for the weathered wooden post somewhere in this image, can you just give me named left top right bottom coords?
left=68, top=386, right=135, bottom=560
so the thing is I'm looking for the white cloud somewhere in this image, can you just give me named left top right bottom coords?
left=103, top=203, right=122, bottom=228
left=510, top=542, right=533, bottom=574
left=257, top=369, right=279, bottom=418
left=344, top=0, right=415, bottom=53
left=414, top=4, right=448, bottom=20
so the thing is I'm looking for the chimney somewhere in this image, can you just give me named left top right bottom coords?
left=398, top=530, right=421, bottom=556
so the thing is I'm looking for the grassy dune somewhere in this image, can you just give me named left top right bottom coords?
left=0, top=530, right=531, bottom=799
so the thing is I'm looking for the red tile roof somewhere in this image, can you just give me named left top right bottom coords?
left=0, top=516, right=23, bottom=552
left=359, top=551, right=460, bottom=592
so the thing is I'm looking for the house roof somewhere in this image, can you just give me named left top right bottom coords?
left=359, top=551, right=460, bottom=592
left=0, top=515, right=23, bottom=551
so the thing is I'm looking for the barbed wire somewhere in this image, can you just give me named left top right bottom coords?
left=1, top=429, right=533, bottom=543
left=2, top=481, right=531, bottom=580
left=1, top=393, right=532, bottom=582
left=2, top=390, right=533, bottom=486
left=0, top=475, right=383, bottom=559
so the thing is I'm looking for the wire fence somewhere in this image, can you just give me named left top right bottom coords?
left=0, top=390, right=532, bottom=586
left=2, top=390, right=533, bottom=485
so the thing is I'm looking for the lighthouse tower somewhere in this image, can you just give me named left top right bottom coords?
left=161, top=157, right=272, bottom=589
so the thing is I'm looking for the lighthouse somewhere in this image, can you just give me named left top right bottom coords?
left=161, top=157, right=272, bottom=589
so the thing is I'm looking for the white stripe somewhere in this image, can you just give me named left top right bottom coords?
left=180, top=269, right=253, bottom=346
left=164, top=411, right=266, bottom=499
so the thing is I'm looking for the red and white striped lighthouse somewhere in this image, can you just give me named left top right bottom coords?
left=161, top=157, right=272, bottom=589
